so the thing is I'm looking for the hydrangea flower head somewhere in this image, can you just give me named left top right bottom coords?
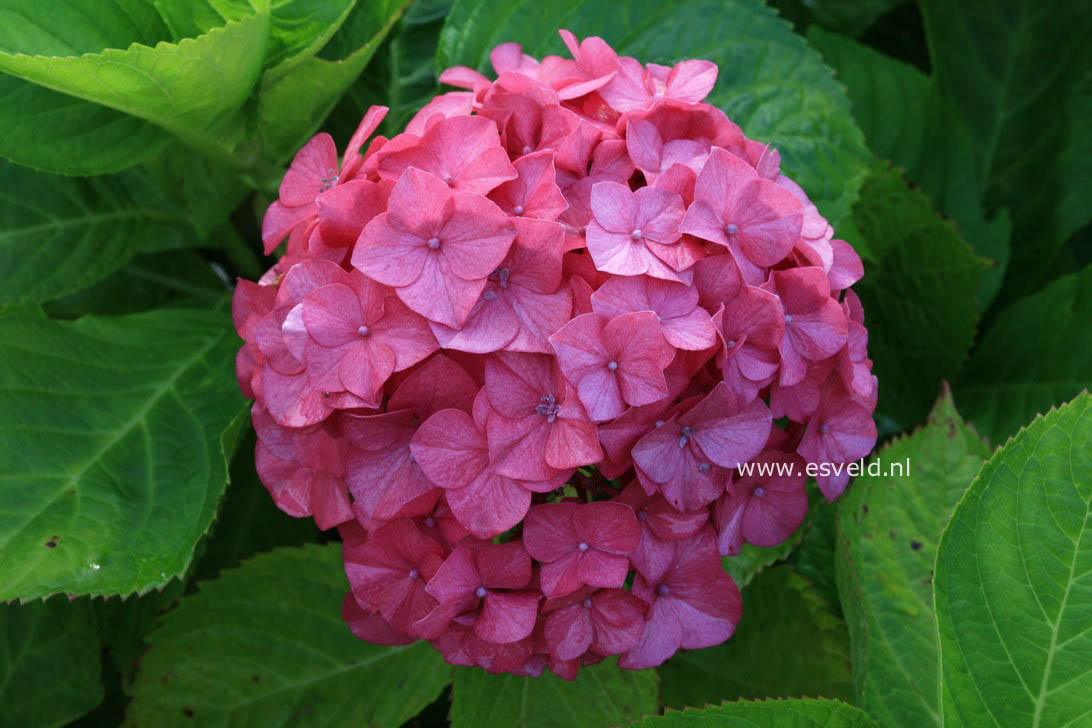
left=234, top=29, right=877, bottom=679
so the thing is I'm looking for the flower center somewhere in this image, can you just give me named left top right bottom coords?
left=522, top=145, right=533, bottom=155
left=607, top=360, right=619, bottom=371
left=357, top=325, right=370, bottom=337
left=582, top=598, right=593, bottom=609
left=475, top=586, right=487, bottom=598
left=725, top=223, right=738, bottom=235
left=631, top=229, right=643, bottom=240
left=679, top=425, right=693, bottom=448
left=513, top=205, right=525, bottom=216
left=656, top=584, right=671, bottom=597
left=698, top=462, right=711, bottom=473
left=321, top=168, right=338, bottom=191
left=577, top=542, right=589, bottom=552
left=535, top=394, right=560, bottom=422
left=638, top=510, right=649, bottom=521
left=753, top=486, right=766, bottom=498
left=427, top=237, right=441, bottom=250
left=423, top=517, right=436, bottom=528
left=820, top=423, right=830, bottom=435
left=482, top=290, right=498, bottom=301
left=725, top=339, right=735, bottom=348
left=784, top=314, right=794, bottom=324
left=443, top=174, right=454, bottom=186
left=408, top=568, right=419, bottom=580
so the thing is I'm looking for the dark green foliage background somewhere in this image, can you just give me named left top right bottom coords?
left=0, top=1, right=1088, bottom=726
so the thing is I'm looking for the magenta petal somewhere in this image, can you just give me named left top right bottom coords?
left=523, top=502, right=581, bottom=562
left=545, top=605, right=595, bottom=660
left=477, top=591, right=540, bottom=644
left=411, top=409, right=488, bottom=490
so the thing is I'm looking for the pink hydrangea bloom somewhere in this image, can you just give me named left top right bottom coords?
left=233, top=27, right=878, bottom=680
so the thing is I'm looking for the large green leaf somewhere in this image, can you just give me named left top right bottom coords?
left=659, top=566, right=852, bottom=710
left=154, top=0, right=356, bottom=72
left=0, top=2, right=270, bottom=162
left=0, top=75, right=171, bottom=175
left=0, top=304, right=243, bottom=600
left=125, top=544, right=450, bottom=727
left=258, top=0, right=409, bottom=162
left=956, top=265, right=1092, bottom=445
left=935, top=391, right=1092, bottom=727
left=0, top=161, right=199, bottom=305
left=919, top=0, right=1091, bottom=301
left=630, top=698, right=876, bottom=727
left=436, top=0, right=869, bottom=228
left=835, top=387, right=990, bottom=728
left=450, top=657, right=658, bottom=728
left=850, top=165, right=989, bottom=429
left=807, top=28, right=1011, bottom=309
left=0, top=597, right=102, bottom=728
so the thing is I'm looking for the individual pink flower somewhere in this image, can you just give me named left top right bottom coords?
left=411, top=392, right=566, bottom=538
left=549, top=311, right=675, bottom=421
left=837, top=290, right=874, bottom=401
left=625, top=115, right=710, bottom=184
left=254, top=424, right=352, bottom=530
left=586, top=181, right=699, bottom=281
left=479, top=89, right=581, bottom=159
left=541, top=586, right=646, bottom=660
left=711, top=283, right=785, bottom=403
left=715, top=450, right=809, bottom=555
left=680, top=147, right=804, bottom=275
left=429, top=218, right=571, bottom=354
left=600, top=58, right=718, bottom=112
left=297, top=268, right=438, bottom=406
left=632, top=382, right=771, bottom=511
left=591, top=275, right=717, bottom=351
left=483, top=352, right=602, bottom=480
left=620, top=526, right=741, bottom=669
left=342, top=518, right=446, bottom=634
left=353, top=167, right=516, bottom=327
left=761, top=266, right=848, bottom=386
left=422, top=541, right=540, bottom=644
left=556, top=30, right=620, bottom=99
left=377, top=115, right=517, bottom=194
left=262, top=106, right=388, bottom=253
left=522, top=501, right=640, bottom=598
left=310, top=178, right=390, bottom=255
left=615, top=481, right=708, bottom=580
left=798, top=378, right=877, bottom=501
left=488, top=150, right=569, bottom=220
left=343, top=355, right=477, bottom=523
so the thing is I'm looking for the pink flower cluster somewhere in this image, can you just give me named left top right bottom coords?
left=233, top=30, right=877, bottom=678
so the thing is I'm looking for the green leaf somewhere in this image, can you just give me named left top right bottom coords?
left=0, top=3, right=270, bottom=163
left=95, top=583, right=184, bottom=688
left=0, top=304, right=243, bottom=600
left=125, top=544, right=450, bottom=727
left=258, top=0, right=408, bottom=163
left=437, top=0, right=869, bottom=227
left=790, top=492, right=840, bottom=610
left=935, top=391, right=1092, bottom=727
left=0, top=75, right=171, bottom=175
left=835, top=387, right=990, bottom=728
left=0, top=597, right=102, bottom=728
left=659, top=566, right=852, bottom=710
left=41, top=251, right=228, bottom=319
left=155, top=0, right=356, bottom=72
left=0, top=161, right=201, bottom=305
left=919, top=0, right=1091, bottom=301
left=956, top=265, right=1092, bottom=445
left=450, top=657, right=658, bottom=728
left=783, top=0, right=903, bottom=37
left=807, top=28, right=1011, bottom=309
left=850, top=165, right=989, bottom=429
left=630, top=698, right=877, bottom=727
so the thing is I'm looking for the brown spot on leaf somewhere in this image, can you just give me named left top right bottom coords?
left=45, top=536, right=58, bottom=548
left=911, top=540, right=923, bottom=551
left=182, top=707, right=194, bottom=718
left=252, top=675, right=260, bottom=683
